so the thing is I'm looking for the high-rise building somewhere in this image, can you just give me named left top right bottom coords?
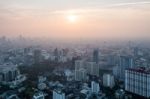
left=119, top=55, right=134, bottom=81
left=107, top=54, right=118, bottom=66
left=75, top=60, right=84, bottom=70
left=0, top=64, right=20, bottom=83
left=53, top=48, right=59, bottom=62
left=103, top=74, right=115, bottom=88
left=75, top=61, right=99, bottom=77
left=54, top=48, right=59, bottom=56
left=93, top=49, right=99, bottom=63
left=53, top=89, right=65, bottom=99
left=75, top=68, right=87, bottom=81
left=24, top=47, right=31, bottom=55
left=85, top=62, right=99, bottom=76
left=91, top=81, right=100, bottom=94
left=133, top=47, right=139, bottom=56
left=125, top=67, right=150, bottom=98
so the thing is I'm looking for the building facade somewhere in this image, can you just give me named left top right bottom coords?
left=103, top=74, right=115, bottom=88
left=75, top=60, right=84, bottom=70
left=75, top=68, right=87, bottom=81
left=125, top=67, right=150, bottom=98
left=0, top=64, right=20, bottom=83
left=91, top=81, right=100, bottom=94
left=93, top=49, right=99, bottom=63
left=53, top=89, right=65, bottom=99
left=119, top=55, right=134, bottom=81
left=85, top=62, right=99, bottom=76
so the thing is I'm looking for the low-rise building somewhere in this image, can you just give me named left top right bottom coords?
left=33, top=91, right=45, bottom=99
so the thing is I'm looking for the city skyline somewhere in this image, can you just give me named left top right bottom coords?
left=1, top=1, right=150, bottom=99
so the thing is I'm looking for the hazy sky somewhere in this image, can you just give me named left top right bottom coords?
left=0, top=0, right=150, bottom=39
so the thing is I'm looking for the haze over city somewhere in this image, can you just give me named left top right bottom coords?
left=0, top=0, right=150, bottom=40
left=1, top=1, right=150, bottom=99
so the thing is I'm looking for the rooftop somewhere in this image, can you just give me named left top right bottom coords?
left=126, top=67, right=150, bottom=74
left=0, top=64, right=18, bottom=72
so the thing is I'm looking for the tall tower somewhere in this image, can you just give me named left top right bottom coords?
left=119, top=55, right=134, bottom=81
left=93, top=49, right=99, bottom=63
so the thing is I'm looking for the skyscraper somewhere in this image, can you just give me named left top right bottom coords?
left=93, top=49, right=99, bottom=63
left=119, top=55, right=134, bottom=81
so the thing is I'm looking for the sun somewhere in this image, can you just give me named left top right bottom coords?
left=67, top=14, right=78, bottom=23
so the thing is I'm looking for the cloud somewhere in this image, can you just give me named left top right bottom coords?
left=109, top=1, right=150, bottom=7
left=0, top=1, right=150, bottom=18
left=51, top=1, right=150, bottom=15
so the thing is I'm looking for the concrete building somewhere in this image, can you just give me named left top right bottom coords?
left=75, top=60, right=99, bottom=77
left=93, top=49, right=99, bottom=63
left=85, top=62, right=99, bottom=76
left=103, top=74, right=115, bottom=88
left=75, top=60, right=84, bottom=70
left=53, top=89, right=65, bottom=99
left=75, top=68, right=87, bottom=81
left=0, top=64, right=20, bottom=83
left=125, top=67, right=150, bottom=98
left=119, top=55, right=134, bottom=81
left=91, top=81, right=100, bottom=94
left=113, top=65, right=119, bottom=78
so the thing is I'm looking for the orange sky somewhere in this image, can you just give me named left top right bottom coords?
left=0, top=0, right=150, bottom=39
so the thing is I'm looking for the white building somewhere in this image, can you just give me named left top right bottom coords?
left=91, top=81, right=100, bottom=94
left=125, top=67, right=150, bottom=98
left=75, top=68, right=87, bottom=81
left=103, top=74, right=115, bottom=88
left=53, top=89, right=65, bottom=99
left=64, top=70, right=74, bottom=81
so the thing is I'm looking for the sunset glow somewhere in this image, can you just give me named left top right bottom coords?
left=0, top=0, right=149, bottom=39
left=0, top=1, right=150, bottom=98
left=67, top=14, right=78, bottom=23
